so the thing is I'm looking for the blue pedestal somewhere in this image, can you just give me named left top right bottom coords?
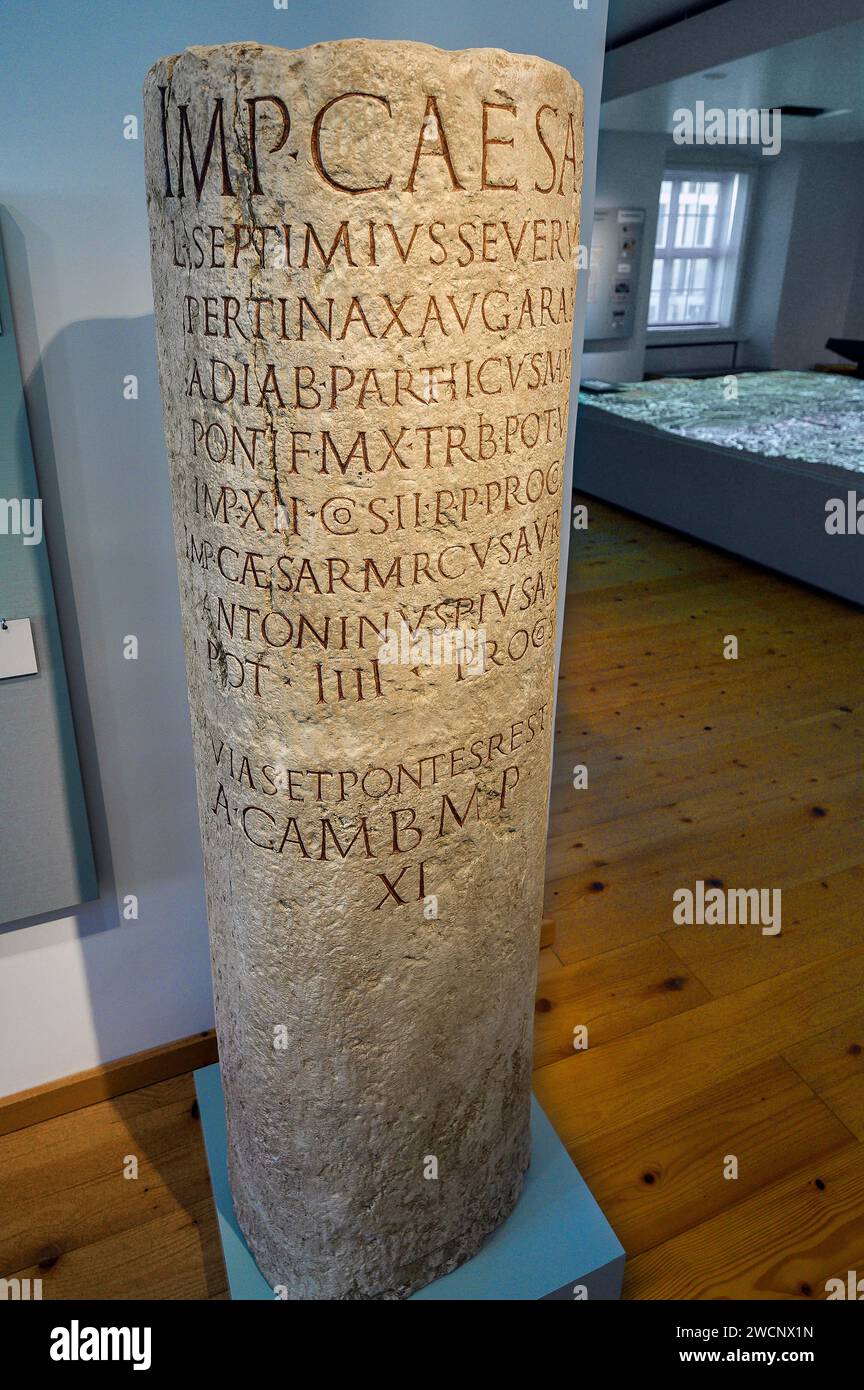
left=195, top=1063, right=625, bottom=1300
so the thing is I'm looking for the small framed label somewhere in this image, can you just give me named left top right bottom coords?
left=0, top=618, right=38, bottom=678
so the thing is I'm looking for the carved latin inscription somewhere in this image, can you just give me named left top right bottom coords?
left=144, top=39, right=583, bottom=1300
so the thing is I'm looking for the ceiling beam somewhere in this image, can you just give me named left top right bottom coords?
left=603, top=0, right=864, bottom=101
left=607, top=2, right=727, bottom=53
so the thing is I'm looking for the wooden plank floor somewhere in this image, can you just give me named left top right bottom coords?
left=3, top=495, right=863, bottom=1299
left=540, top=496, right=864, bottom=1300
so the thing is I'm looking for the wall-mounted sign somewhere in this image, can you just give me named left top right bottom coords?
left=585, top=207, right=645, bottom=342
left=0, top=617, right=38, bottom=678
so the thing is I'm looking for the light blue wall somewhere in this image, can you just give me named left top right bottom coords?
left=582, top=129, right=668, bottom=382
left=769, top=143, right=864, bottom=370
left=0, top=236, right=97, bottom=925
left=0, top=0, right=608, bottom=1093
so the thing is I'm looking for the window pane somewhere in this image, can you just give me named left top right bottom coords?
left=674, top=180, right=721, bottom=250
left=648, top=258, right=664, bottom=324
left=667, top=289, right=686, bottom=322
left=651, top=170, right=748, bottom=327
left=691, top=258, right=709, bottom=291
left=723, top=174, right=740, bottom=241
left=655, top=180, right=672, bottom=249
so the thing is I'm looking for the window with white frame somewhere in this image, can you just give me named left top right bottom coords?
left=648, top=171, right=750, bottom=330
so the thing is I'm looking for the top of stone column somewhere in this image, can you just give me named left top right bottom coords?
left=145, top=38, right=579, bottom=89
left=144, top=35, right=583, bottom=243
left=144, top=38, right=583, bottom=211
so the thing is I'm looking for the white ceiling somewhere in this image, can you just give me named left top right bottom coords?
left=602, top=17, right=864, bottom=142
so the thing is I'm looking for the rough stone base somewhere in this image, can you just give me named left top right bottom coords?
left=233, top=1148, right=530, bottom=1300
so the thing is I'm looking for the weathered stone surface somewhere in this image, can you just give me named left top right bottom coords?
left=144, top=39, right=582, bottom=1299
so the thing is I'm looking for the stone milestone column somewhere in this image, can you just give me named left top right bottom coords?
left=144, top=40, right=582, bottom=1299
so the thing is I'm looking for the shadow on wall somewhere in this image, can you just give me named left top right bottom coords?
left=2, top=210, right=209, bottom=1023
left=1, top=219, right=219, bottom=1291
left=11, top=312, right=203, bottom=939
left=0, top=223, right=97, bottom=929
left=28, top=309, right=203, bottom=910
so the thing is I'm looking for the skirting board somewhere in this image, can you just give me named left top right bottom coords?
left=0, top=1031, right=218, bottom=1136
left=195, top=1062, right=625, bottom=1301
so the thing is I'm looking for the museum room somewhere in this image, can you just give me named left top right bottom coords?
left=0, top=0, right=862, bottom=1354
